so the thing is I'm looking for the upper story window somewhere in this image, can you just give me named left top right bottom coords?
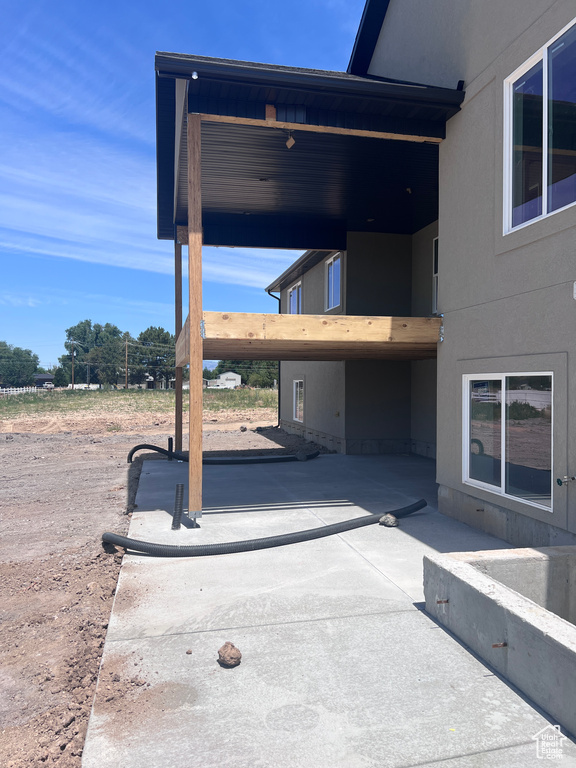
left=325, top=253, right=341, bottom=311
left=288, top=281, right=301, bottom=314
left=504, top=18, right=576, bottom=232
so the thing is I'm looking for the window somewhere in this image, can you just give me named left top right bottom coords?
left=325, top=253, right=341, bottom=310
left=432, top=237, right=439, bottom=314
left=293, top=380, right=304, bottom=422
left=504, top=18, right=576, bottom=232
left=463, top=373, right=552, bottom=509
left=288, top=281, right=301, bottom=314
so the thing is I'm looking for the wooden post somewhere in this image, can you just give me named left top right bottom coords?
left=187, top=113, right=203, bottom=515
left=125, top=337, right=128, bottom=389
left=71, top=341, right=74, bottom=389
left=174, top=241, right=183, bottom=451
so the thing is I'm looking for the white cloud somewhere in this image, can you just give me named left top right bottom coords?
left=0, top=293, right=42, bottom=308
left=0, top=11, right=152, bottom=143
left=203, top=247, right=302, bottom=289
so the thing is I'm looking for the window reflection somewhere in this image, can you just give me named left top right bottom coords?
left=512, top=61, right=543, bottom=227
left=469, top=380, right=502, bottom=487
left=548, top=24, right=576, bottom=213
left=505, top=376, right=552, bottom=505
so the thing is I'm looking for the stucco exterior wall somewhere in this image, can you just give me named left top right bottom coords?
left=278, top=227, right=438, bottom=457
left=280, top=360, right=346, bottom=453
left=428, top=2, right=576, bottom=537
left=410, top=359, right=437, bottom=459
left=344, top=360, right=411, bottom=454
left=411, top=221, right=437, bottom=317
left=280, top=252, right=346, bottom=315
left=410, top=222, right=438, bottom=458
left=368, top=0, right=558, bottom=89
left=345, top=232, right=411, bottom=316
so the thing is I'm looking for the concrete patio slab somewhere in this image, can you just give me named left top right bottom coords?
left=83, top=455, right=576, bottom=767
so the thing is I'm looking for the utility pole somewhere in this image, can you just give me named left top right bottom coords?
left=71, top=341, right=75, bottom=389
left=125, top=337, right=128, bottom=389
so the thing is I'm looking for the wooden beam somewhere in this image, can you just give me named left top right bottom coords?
left=197, top=113, right=443, bottom=145
left=175, top=317, right=190, bottom=368
left=176, top=312, right=440, bottom=364
left=174, top=241, right=183, bottom=452
left=187, top=113, right=203, bottom=516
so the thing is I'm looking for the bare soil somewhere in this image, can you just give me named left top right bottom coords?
left=0, top=406, right=327, bottom=767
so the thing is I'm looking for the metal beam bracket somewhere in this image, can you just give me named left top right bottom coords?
left=200, top=319, right=206, bottom=339
left=438, top=314, right=444, bottom=343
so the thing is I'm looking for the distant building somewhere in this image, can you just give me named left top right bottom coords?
left=33, top=374, right=55, bottom=388
left=206, top=372, right=241, bottom=389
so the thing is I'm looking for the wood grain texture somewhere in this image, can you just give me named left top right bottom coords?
left=176, top=312, right=440, bottom=364
left=187, top=114, right=203, bottom=514
left=198, top=113, right=443, bottom=144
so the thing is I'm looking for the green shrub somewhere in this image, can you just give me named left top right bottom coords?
left=507, top=401, right=546, bottom=420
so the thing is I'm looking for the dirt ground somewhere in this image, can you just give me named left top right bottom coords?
left=0, top=406, right=327, bottom=767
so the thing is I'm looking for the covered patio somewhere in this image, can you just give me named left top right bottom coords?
left=155, top=52, right=464, bottom=514
left=82, top=452, right=576, bottom=766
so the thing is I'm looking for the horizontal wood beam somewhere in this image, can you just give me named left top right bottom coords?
left=175, top=316, right=190, bottom=367
left=176, top=312, right=441, bottom=365
left=196, top=113, right=443, bottom=145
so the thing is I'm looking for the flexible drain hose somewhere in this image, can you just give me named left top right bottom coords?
left=127, top=443, right=320, bottom=465
left=127, top=444, right=186, bottom=463
left=102, top=499, right=426, bottom=557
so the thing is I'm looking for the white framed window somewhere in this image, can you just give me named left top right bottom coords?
left=432, top=237, right=439, bottom=315
left=325, top=253, right=341, bottom=311
left=288, top=281, right=301, bottom=314
left=463, top=373, right=552, bottom=510
left=504, top=17, right=576, bottom=233
left=293, top=380, right=304, bottom=422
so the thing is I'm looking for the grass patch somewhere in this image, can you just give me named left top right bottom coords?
left=0, top=387, right=278, bottom=419
left=202, top=388, right=277, bottom=411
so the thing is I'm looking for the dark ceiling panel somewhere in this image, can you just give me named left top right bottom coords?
left=178, top=123, right=439, bottom=246
left=157, top=53, right=464, bottom=245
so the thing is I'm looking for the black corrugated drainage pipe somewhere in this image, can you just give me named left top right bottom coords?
left=102, top=499, right=426, bottom=558
left=127, top=443, right=319, bottom=465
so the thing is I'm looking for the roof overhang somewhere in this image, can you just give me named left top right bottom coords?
left=348, top=0, right=392, bottom=76
left=156, top=53, right=464, bottom=250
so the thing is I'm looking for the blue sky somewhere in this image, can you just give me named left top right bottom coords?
left=1, top=0, right=365, bottom=368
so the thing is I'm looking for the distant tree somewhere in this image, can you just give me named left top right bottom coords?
left=51, top=366, right=69, bottom=388
left=135, top=327, right=176, bottom=388
left=60, top=320, right=124, bottom=384
left=0, top=342, right=39, bottom=387
left=203, top=367, right=216, bottom=380
left=213, top=360, right=278, bottom=387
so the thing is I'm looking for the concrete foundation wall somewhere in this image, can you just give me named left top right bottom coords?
left=424, top=548, right=576, bottom=736
left=465, top=547, right=576, bottom=626
left=439, top=485, right=576, bottom=549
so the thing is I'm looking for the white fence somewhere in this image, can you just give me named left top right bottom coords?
left=0, top=387, right=48, bottom=397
